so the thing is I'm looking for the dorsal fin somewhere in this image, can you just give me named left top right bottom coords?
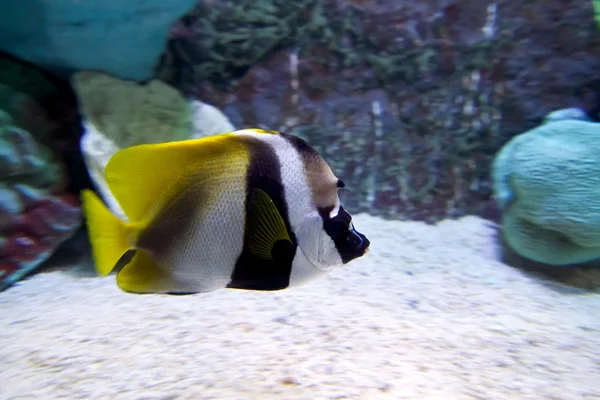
left=105, top=132, right=250, bottom=223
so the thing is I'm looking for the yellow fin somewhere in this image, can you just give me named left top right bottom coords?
left=246, top=188, right=292, bottom=260
left=104, top=133, right=249, bottom=223
left=81, top=189, right=138, bottom=276
left=116, top=250, right=175, bottom=294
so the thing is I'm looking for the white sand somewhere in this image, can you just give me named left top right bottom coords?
left=1, top=214, right=600, bottom=400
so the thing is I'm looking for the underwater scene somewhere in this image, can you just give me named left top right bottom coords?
left=2, top=0, right=600, bottom=398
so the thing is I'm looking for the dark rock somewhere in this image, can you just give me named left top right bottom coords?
left=157, top=0, right=600, bottom=222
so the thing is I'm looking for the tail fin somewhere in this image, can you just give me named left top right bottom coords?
left=81, top=189, right=139, bottom=277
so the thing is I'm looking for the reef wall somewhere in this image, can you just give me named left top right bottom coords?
left=158, top=0, right=600, bottom=222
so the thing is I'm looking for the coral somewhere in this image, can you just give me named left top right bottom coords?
left=492, top=116, right=600, bottom=265
left=0, top=52, right=88, bottom=194
left=0, top=52, right=83, bottom=155
left=0, top=83, right=56, bottom=144
left=0, top=112, right=81, bottom=290
left=0, top=54, right=84, bottom=291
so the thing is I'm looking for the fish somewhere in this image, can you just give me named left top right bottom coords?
left=81, top=128, right=370, bottom=294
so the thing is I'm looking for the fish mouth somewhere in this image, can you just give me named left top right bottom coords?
left=352, top=226, right=370, bottom=254
left=339, top=224, right=370, bottom=264
left=322, top=205, right=370, bottom=264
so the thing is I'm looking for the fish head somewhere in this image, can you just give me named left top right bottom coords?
left=279, top=133, right=370, bottom=286
left=291, top=178, right=370, bottom=286
left=295, top=201, right=370, bottom=270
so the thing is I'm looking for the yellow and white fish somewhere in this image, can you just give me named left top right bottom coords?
left=81, top=128, right=370, bottom=294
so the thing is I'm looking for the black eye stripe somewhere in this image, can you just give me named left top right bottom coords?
left=336, top=206, right=352, bottom=224
left=327, top=220, right=348, bottom=240
left=319, top=206, right=353, bottom=243
left=318, top=206, right=351, bottom=223
left=317, top=205, right=334, bottom=222
left=317, top=205, right=369, bottom=263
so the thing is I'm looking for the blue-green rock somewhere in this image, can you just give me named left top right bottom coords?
left=0, top=0, right=196, bottom=81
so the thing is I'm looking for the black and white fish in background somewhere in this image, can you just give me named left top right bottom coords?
left=82, top=129, right=370, bottom=294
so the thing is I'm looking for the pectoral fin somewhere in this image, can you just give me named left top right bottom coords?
left=246, top=188, right=293, bottom=260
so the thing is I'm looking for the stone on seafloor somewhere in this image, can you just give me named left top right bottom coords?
left=0, top=0, right=197, bottom=82
left=158, top=0, right=600, bottom=222
left=492, top=112, right=600, bottom=266
left=190, top=101, right=235, bottom=139
left=0, top=112, right=81, bottom=291
left=78, top=122, right=125, bottom=219
left=71, top=72, right=235, bottom=219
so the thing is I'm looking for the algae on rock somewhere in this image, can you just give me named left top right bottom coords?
left=72, top=71, right=235, bottom=219
left=72, top=72, right=193, bottom=149
left=72, top=72, right=193, bottom=219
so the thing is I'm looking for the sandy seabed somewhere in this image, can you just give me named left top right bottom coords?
left=1, top=214, right=600, bottom=400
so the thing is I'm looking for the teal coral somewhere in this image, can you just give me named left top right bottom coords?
left=492, top=117, right=600, bottom=265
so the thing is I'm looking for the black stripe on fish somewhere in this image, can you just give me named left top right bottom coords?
left=226, top=137, right=298, bottom=291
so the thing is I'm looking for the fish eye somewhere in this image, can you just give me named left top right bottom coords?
left=336, top=180, right=345, bottom=189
